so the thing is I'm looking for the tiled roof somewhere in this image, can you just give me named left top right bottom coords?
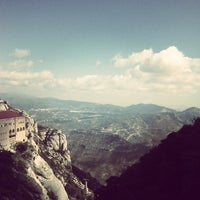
left=0, top=111, right=23, bottom=119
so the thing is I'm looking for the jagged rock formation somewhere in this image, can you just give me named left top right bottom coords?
left=0, top=99, right=93, bottom=200
left=0, top=142, right=69, bottom=200
left=96, top=118, right=200, bottom=200
left=36, top=126, right=93, bottom=200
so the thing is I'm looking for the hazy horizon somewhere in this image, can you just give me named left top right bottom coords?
left=0, top=0, right=200, bottom=107
left=0, top=92, right=198, bottom=111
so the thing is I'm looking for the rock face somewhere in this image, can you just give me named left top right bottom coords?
left=32, top=155, right=69, bottom=200
left=36, top=125, right=92, bottom=200
left=0, top=99, right=9, bottom=110
left=0, top=142, right=69, bottom=200
left=0, top=99, right=93, bottom=200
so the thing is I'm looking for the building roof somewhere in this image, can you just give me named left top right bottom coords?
left=0, top=111, right=23, bottom=119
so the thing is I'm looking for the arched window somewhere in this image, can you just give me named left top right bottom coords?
left=17, top=128, right=19, bottom=132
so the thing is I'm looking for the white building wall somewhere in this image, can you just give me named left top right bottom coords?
left=0, top=118, right=15, bottom=149
left=0, top=115, right=26, bottom=149
left=15, top=117, right=26, bottom=142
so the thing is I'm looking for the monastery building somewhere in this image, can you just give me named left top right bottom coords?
left=0, top=110, right=26, bottom=149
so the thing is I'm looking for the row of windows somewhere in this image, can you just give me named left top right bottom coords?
left=0, top=122, right=13, bottom=127
left=9, top=129, right=15, bottom=133
left=17, top=127, right=25, bottom=132
left=0, top=127, right=25, bottom=136
left=0, top=122, right=25, bottom=128
left=8, top=127, right=25, bottom=133
left=1, top=127, right=25, bottom=134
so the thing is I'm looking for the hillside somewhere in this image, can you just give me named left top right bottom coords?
left=68, top=130, right=148, bottom=185
left=96, top=118, right=200, bottom=200
left=124, top=103, right=175, bottom=114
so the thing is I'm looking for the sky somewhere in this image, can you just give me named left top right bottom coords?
left=0, top=0, right=200, bottom=108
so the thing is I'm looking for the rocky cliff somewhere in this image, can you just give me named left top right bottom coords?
left=0, top=100, right=93, bottom=200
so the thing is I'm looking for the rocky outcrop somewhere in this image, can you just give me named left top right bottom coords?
left=0, top=142, right=69, bottom=200
left=0, top=99, right=9, bottom=111
left=32, top=154, right=69, bottom=200
left=37, top=126, right=73, bottom=186
left=36, top=126, right=93, bottom=199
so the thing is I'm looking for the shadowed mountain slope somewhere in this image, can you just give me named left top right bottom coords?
left=96, top=118, right=200, bottom=200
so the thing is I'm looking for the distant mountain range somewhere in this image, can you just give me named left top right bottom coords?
left=1, top=93, right=200, bottom=184
left=125, top=103, right=175, bottom=114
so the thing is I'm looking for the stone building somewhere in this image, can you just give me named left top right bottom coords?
left=0, top=110, right=26, bottom=149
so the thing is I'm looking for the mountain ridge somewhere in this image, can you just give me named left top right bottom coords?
left=2, top=92, right=198, bottom=112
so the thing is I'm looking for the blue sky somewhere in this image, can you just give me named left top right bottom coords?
left=0, top=0, right=200, bottom=107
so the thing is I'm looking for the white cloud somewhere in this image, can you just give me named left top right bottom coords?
left=12, top=48, right=31, bottom=58
left=1, top=46, right=200, bottom=107
left=113, top=46, right=197, bottom=74
left=8, top=48, right=33, bottom=71
left=9, top=59, right=34, bottom=70
left=0, top=69, right=52, bottom=83
left=110, top=46, right=200, bottom=105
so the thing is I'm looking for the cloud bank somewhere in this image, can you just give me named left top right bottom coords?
left=1, top=46, right=200, bottom=106
left=12, top=48, right=31, bottom=58
left=113, top=46, right=199, bottom=74
left=8, top=49, right=33, bottom=71
left=9, top=59, right=34, bottom=69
